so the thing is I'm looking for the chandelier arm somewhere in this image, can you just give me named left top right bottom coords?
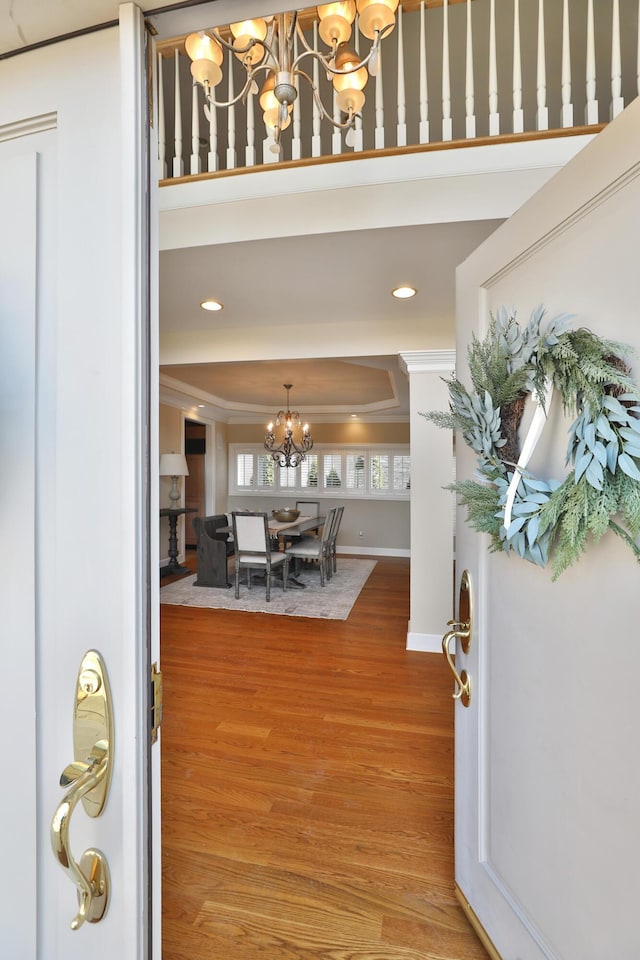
left=208, top=26, right=279, bottom=71
left=292, top=22, right=393, bottom=78
left=200, top=70, right=258, bottom=110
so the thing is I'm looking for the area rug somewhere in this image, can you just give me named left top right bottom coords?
left=160, top=558, right=376, bottom=620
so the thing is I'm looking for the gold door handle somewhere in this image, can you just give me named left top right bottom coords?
left=441, top=570, right=473, bottom=708
left=442, top=626, right=472, bottom=707
left=50, top=651, right=114, bottom=929
left=50, top=743, right=111, bottom=929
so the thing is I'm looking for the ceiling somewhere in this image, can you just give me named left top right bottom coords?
left=159, top=220, right=502, bottom=421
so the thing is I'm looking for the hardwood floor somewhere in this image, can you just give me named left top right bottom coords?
left=160, top=555, right=487, bottom=960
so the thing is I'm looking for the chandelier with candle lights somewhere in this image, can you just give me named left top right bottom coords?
left=185, top=1, right=399, bottom=153
left=264, top=384, right=313, bottom=467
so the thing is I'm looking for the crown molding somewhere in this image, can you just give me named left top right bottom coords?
left=399, top=349, right=455, bottom=375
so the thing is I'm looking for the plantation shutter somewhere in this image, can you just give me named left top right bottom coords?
left=237, top=453, right=254, bottom=487
left=346, top=453, right=366, bottom=490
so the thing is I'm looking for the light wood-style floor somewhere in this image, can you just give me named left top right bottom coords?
left=160, top=555, right=487, bottom=960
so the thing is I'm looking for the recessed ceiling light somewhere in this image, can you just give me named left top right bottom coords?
left=351, top=414, right=358, bottom=419
left=391, top=285, right=417, bottom=299
left=200, top=298, right=223, bottom=312
left=198, top=404, right=205, bottom=408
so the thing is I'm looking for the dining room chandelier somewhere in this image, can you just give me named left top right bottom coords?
left=185, top=1, right=399, bottom=153
left=264, top=384, right=313, bottom=467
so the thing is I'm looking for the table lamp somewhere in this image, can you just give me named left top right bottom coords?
left=159, top=452, right=189, bottom=506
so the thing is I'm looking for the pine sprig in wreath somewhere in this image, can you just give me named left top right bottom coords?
left=422, top=306, right=640, bottom=579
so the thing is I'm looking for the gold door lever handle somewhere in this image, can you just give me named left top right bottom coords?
left=441, top=570, right=473, bottom=708
left=51, top=650, right=114, bottom=929
left=442, top=627, right=472, bottom=707
left=50, top=742, right=111, bottom=929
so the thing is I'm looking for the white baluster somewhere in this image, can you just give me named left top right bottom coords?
left=332, top=87, right=342, bottom=154
left=312, top=22, right=322, bottom=157
left=353, top=21, right=364, bottom=151
left=488, top=0, right=499, bottom=135
left=397, top=5, right=407, bottom=146
left=585, top=0, right=599, bottom=124
left=292, top=30, right=302, bottom=160
left=375, top=43, right=385, bottom=148
left=207, top=98, right=219, bottom=172
left=190, top=82, right=201, bottom=175
left=226, top=52, right=237, bottom=169
left=536, top=0, right=548, bottom=130
left=245, top=85, right=256, bottom=167
left=465, top=0, right=475, bottom=138
left=560, top=0, right=573, bottom=128
left=611, top=0, right=624, bottom=118
left=512, top=0, right=523, bottom=132
left=172, top=48, right=184, bottom=177
left=158, top=52, right=167, bottom=179
left=419, top=1, right=429, bottom=143
left=442, top=0, right=452, bottom=141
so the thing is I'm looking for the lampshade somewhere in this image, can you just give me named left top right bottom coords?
left=185, top=31, right=223, bottom=87
left=230, top=18, right=267, bottom=64
left=356, top=0, right=399, bottom=40
left=317, top=2, right=356, bottom=45
left=333, top=43, right=368, bottom=113
left=159, top=453, right=189, bottom=477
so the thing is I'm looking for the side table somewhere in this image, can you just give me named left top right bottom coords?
left=160, top=507, right=196, bottom=577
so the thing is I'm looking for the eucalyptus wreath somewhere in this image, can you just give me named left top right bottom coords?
left=424, top=305, right=640, bottom=579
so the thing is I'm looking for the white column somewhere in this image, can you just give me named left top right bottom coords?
left=488, top=0, right=499, bottom=135
left=561, top=0, right=573, bottom=128
left=536, top=0, right=548, bottom=130
left=292, top=31, right=302, bottom=160
left=397, top=5, right=407, bottom=146
left=245, top=86, right=256, bottom=167
left=375, top=43, right=385, bottom=148
left=512, top=0, right=523, bottom=132
left=419, top=1, right=430, bottom=143
left=442, top=0, right=452, bottom=141
left=611, top=0, right=624, bottom=118
left=157, top=51, right=167, bottom=178
left=312, top=22, right=322, bottom=157
left=465, top=0, right=476, bottom=139
left=400, top=350, right=456, bottom=653
left=226, top=51, right=237, bottom=169
left=172, top=48, right=184, bottom=177
left=585, top=0, right=599, bottom=124
left=190, top=82, right=201, bottom=175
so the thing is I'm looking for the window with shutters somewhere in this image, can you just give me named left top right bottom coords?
left=230, top=445, right=410, bottom=499
left=393, top=454, right=411, bottom=491
left=370, top=454, right=389, bottom=491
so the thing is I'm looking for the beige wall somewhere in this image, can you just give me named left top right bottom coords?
left=227, top=421, right=410, bottom=444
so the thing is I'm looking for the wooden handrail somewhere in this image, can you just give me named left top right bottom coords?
left=159, top=124, right=606, bottom=188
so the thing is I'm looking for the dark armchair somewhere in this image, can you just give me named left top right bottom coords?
left=193, top=514, right=234, bottom=588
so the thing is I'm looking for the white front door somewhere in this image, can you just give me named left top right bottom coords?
left=448, top=101, right=640, bottom=958
left=0, top=5, right=156, bottom=958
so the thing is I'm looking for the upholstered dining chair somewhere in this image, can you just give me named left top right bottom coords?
left=326, top=505, right=344, bottom=576
left=295, top=500, right=320, bottom=517
left=284, top=507, right=337, bottom=587
left=231, top=511, right=289, bottom=602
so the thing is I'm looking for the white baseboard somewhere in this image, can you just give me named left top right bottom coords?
left=339, top=545, right=411, bottom=558
left=406, top=631, right=442, bottom=653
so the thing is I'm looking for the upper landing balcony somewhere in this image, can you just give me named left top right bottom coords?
left=155, top=0, right=639, bottom=197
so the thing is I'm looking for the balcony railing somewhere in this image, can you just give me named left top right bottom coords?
left=156, top=0, right=640, bottom=183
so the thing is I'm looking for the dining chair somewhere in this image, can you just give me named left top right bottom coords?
left=231, top=511, right=289, bottom=602
left=326, top=505, right=344, bottom=576
left=285, top=507, right=337, bottom=587
left=295, top=500, right=320, bottom=517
